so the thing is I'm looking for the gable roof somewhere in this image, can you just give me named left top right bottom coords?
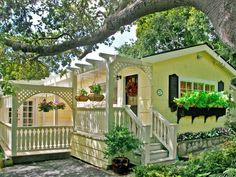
left=142, top=44, right=236, bottom=76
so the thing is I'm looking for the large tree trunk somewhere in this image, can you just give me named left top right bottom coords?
left=4, top=0, right=236, bottom=56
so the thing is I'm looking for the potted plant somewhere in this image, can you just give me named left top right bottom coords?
left=38, top=99, right=54, bottom=112
left=174, top=91, right=234, bottom=123
left=104, top=126, right=140, bottom=175
left=88, top=83, right=104, bottom=101
left=75, top=88, right=89, bottom=102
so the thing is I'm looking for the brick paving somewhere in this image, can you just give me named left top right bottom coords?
left=0, top=158, right=117, bottom=177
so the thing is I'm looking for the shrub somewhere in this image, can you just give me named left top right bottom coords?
left=104, top=126, right=140, bottom=158
left=177, top=127, right=233, bottom=141
left=134, top=165, right=180, bottom=177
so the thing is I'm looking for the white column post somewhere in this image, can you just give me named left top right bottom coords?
left=72, top=69, right=78, bottom=129
left=105, top=58, right=115, bottom=132
left=11, top=95, right=17, bottom=156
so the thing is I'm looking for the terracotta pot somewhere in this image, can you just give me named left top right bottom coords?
left=75, top=96, right=89, bottom=102
left=112, top=157, right=130, bottom=175
left=88, top=93, right=104, bottom=102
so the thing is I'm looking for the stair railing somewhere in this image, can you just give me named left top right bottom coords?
left=124, top=105, right=151, bottom=164
left=151, top=108, right=177, bottom=159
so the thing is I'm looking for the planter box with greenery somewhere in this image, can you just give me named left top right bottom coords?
left=174, top=91, right=233, bottom=123
left=104, top=126, right=140, bottom=175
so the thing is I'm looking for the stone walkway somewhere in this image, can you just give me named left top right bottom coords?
left=0, top=158, right=119, bottom=177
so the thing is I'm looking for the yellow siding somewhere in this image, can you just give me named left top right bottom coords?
left=70, top=132, right=108, bottom=168
left=151, top=51, right=233, bottom=133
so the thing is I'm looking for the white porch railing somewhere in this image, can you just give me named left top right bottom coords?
left=16, top=126, right=73, bottom=152
left=152, top=109, right=177, bottom=159
left=76, top=106, right=150, bottom=141
left=0, top=121, right=12, bottom=150
left=76, top=107, right=107, bottom=135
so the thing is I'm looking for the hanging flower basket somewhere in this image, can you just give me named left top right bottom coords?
left=88, top=84, right=104, bottom=101
left=38, top=99, right=66, bottom=112
left=88, top=93, right=104, bottom=102
left=75, top=88, right=89, bottom=102
left=126, top=81, right=137, bottom=97
left=38, top=99, right=54, bottom=112
left=53, top=101, right=66, bottom=110
left=75, top=95, right=89, bottom=102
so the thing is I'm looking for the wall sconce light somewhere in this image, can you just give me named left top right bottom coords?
left=116, top=75, right=122, bottom=80
left=197, top=54, right=203, bottom=60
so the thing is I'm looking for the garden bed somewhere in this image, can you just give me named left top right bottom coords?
left=177, top=136, right=227, bottom=158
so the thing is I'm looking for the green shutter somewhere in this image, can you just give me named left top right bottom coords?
left=169, top=74, right=179, bottom=112
left=218, top=81, right=224, bottom=91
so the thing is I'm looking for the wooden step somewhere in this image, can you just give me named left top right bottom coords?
left=150, top=150, right=168, bottom=161
left=148, top=157, right=176, bottom=165
left=150, top=143, right=162, bottom=151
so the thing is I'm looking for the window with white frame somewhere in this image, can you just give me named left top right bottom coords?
left=180, top=78, right=216, bottom=97
left=23, top=101, right=33, bottom=127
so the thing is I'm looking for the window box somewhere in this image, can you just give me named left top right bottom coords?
left=177, top=107, right=226, bottom=123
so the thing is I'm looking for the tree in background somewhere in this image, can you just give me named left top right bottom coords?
left=0, top=0, right=236, bottom=79
left=117, top=7, right=236, bottom=67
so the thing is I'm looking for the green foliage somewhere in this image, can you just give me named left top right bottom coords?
left=0, top=57, right=49, bottom=80
left=174, top=91, right=232, bottom=110
left=104, top=126, right=140, bottom=158
left=177, top=127, right=233, bottom=142
left=0, top=0, right=125, bottom=76
left=179, top=150, right=227, bottom=177
left=0, top=81, right=16, bottom=95
left=117, top=7, right=236, bottom=67
left=78, top=88, right=88, bottom=96
left=89, top=84, right=102, bottom=95
left=225, top=120, right=236, bottom=133
left=223, top=168, right=236, bottom=177
left=134, top=136, right=236, bottom=177
left=0, top=148, right=3, bottom=160
left=134, top=165, right=180, bottom=177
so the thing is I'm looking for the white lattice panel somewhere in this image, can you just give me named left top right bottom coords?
left=112, top=60, right=152, bottom=80
left=15, top=84, right=73, bottom=109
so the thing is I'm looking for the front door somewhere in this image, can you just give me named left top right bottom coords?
left=125, top=75, right=138, bottom=115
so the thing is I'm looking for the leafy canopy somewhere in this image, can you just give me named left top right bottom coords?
left=0, top=0, right=130, bottom=79
left=117, top=7, right=236, bottom=67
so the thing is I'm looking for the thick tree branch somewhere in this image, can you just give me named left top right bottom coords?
left=4, top=0, right=236, bottom=56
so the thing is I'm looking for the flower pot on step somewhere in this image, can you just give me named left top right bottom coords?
left=75, top=96, right=89, bottom=102
left=88, top=93, right=104, bottom=102
left=112, top=157, right=130, bottom=175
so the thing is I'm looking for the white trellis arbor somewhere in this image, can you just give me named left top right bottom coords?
left=9, top=83, right=74, bottom=156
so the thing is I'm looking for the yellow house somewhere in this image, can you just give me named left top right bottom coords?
left=142, top=44, right=236, bottom=133
left=0, top=43, right=235, bottom=168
